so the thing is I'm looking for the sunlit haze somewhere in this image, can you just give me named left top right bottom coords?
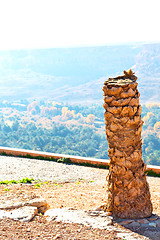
left=0, top=0, right=160, bottom=50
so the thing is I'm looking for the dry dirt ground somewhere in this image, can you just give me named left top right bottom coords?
left=0, top=157, right=160, bottom=239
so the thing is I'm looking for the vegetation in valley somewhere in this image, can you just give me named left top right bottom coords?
left=0, top=99, right=160, bottom=166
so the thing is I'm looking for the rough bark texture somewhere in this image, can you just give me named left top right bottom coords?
left=102, top=69, right=153, bottom=219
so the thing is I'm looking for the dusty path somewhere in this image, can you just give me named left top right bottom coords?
left=0, top=155, right=108, bottom=183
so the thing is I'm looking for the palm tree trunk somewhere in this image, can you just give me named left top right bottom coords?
left=102, top=70, right=152, bottom=219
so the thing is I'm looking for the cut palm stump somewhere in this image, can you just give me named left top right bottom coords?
left=102, top=69, right=153, bottom=219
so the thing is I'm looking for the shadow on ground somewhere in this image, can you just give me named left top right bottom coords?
left=114, top=214, right=160, bottom=240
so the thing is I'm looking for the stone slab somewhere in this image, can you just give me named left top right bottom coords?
left=0, top=197, right=48, bottom=213
left=137, top=219, right=149, bottom=224
left=44, top=208, right=113, bottom=229
left=0, top=206, right=38, bottom=222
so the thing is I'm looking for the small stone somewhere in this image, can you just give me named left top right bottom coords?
left=87, top=210, right=101, bottom=216
left=54, top=234, right=62, bottom=239
left=140, top=223, right=150, bottom=228
left=129, top=221, right=140, bottom=228
left=38, top=205, right=48, bottom=214
left=68, top=207, right=78, bottom=210
left=106, top=211, right=112, bottom=216
left=149, top=222, right=157, bottom=228
left=99, top=212, right=112, bottom=217
left=137, top=219, right=149, bottom=224
left=27, top=198, right=48, bottom=212
left=155, top=219, right=160, bottom=228
left=120, top=219, right=134, bottom=226
left=147, top=214, right=159, bottom=221
left=88, top=212, right=99, bottom=217
left=94, top=207, right=104, bottom=211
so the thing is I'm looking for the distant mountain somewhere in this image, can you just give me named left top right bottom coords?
left=0, top=43, right=159, bottom=103
left=133, top=43, right=160, bottom=103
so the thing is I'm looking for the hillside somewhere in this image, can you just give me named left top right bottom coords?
left=54, top=43, right=160, bottom=104
left=0, top=43, right=160, bottom=103
left=0, top=100, right=159, bottom=166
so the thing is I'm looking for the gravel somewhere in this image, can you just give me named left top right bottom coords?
left=0, top=155, right=108, bottom=183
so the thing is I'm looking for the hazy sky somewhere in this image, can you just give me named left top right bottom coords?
left=0, top=0, right=160, bottom=50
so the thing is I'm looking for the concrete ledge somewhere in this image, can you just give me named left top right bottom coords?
left=146, top=165, right=160, bottom=175
left=0, top=146, right=109, bottom=167
left=0, top=146, right=160, bottom=174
